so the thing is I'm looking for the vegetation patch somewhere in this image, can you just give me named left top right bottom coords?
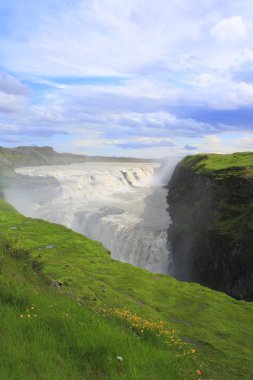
left=182, top=152, right=253, bottom=178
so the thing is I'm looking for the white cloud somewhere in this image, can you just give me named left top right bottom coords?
left=0, top=0, right=232, bottom=76
left=234, top=136, right=253, bottom=147
left=0, top=91, right=28, bottom=113
left=0, top=73, right=28, bottom=95
left=187, top=72, right=253, bottom=109
left=210, top=16, right=248, bottom=43
left=1, top=1, right=253, bottom=80
left=2, top=1, right=253, bottom=156
left=72, top=136, right=174, bottom=149
left=207, top=81, right=253, bottom=110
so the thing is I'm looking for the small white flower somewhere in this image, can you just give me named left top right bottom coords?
left=116, top=356, right=123, bottom=362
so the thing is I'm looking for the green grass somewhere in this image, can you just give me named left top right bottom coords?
left=0, top=152, right=44, bottom=168
left=0, top=198, right=253, bottom=379
left=183, top=152, right=253, bottom=177
left=1, top=251, right=191, bottom=380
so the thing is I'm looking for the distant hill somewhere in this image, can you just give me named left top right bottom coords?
left=0, top=146, right=86, bottom=168
left=0, top=146, right=154, bottom=169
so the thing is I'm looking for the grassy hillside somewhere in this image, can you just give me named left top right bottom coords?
left=1, top=240, right=186, bottom=380
left=0, top=198, right=253, bottom=379
left=0, top=146, right=87, bottom=168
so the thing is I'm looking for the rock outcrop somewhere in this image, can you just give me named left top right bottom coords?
left=167, top=153, right=253, bottom=300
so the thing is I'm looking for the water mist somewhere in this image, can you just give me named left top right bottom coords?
left=5, top=160, right=178, bottom=274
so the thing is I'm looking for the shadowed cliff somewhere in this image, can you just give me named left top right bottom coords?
left=167, top=152, right=253, bottom=300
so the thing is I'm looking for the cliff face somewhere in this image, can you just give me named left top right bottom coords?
left=167, top=153, right=253, bottom=300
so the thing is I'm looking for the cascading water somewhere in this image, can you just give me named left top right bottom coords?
left=6, top=161, right=173, bottom=274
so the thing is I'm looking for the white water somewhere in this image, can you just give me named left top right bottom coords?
left=8, top=162, right=173, bottom=274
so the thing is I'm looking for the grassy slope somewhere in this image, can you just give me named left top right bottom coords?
left=0, top=147, right=83, bottom=168
left=1, top=245, right=186, bottom=380
left=0, top=198, right=253, bottom=379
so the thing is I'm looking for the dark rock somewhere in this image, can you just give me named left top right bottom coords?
left=167, top=161, right=253, bottom=300
left=51, top=280, right=63, bottom=291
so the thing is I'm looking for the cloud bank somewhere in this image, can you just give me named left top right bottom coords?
left=1, top=0, right=253, bottom=157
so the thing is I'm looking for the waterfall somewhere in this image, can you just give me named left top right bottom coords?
left=7, top=161, right=173, bottom=274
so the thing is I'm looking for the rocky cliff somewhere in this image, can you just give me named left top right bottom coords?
left=167, top=153, right=253, bottom=300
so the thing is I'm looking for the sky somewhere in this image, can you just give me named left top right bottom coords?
left=1, top=0, right=253, bottom=158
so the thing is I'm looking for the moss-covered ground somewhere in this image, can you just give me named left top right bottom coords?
left=182, top=152, right=253, bottom=177
left=178, top=152, right=253, bottom=240
left=0, top=197, right=253, bottom=379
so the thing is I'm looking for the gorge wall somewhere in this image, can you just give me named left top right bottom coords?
left=167, top=153, right=253, bottom=300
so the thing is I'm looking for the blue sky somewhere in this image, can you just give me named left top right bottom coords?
left=1, top=0, right=253, bottom=157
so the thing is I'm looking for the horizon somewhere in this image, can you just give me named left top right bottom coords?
left=1, top=1, right=253, bottom=158
left=0, top=144, right=172, bottom=160
left=2, top=144, right=253, bottom=161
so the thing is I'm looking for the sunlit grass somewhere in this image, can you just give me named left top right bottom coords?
left=0, top=250, right=198, bottom=380
left=99, top=307, right=209, bottom=379
left=0, top=197, right=253, bottom=379
left=183, top=152, right=253, bottom=177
